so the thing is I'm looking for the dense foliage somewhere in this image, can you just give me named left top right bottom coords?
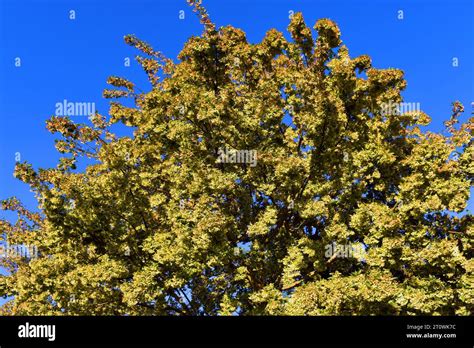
left=1, top=1, right=472, bottom=315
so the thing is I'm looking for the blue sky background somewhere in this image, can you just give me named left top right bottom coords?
left=0, top=0, right=472, bottom=304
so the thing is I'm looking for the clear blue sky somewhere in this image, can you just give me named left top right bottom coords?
left=0, top=0, right=472, bottom=285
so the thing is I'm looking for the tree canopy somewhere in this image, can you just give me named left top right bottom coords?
left=1, top=0, right=472, bottom=315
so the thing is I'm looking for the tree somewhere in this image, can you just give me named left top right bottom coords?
left=0, top=0, right=472, bottom=315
